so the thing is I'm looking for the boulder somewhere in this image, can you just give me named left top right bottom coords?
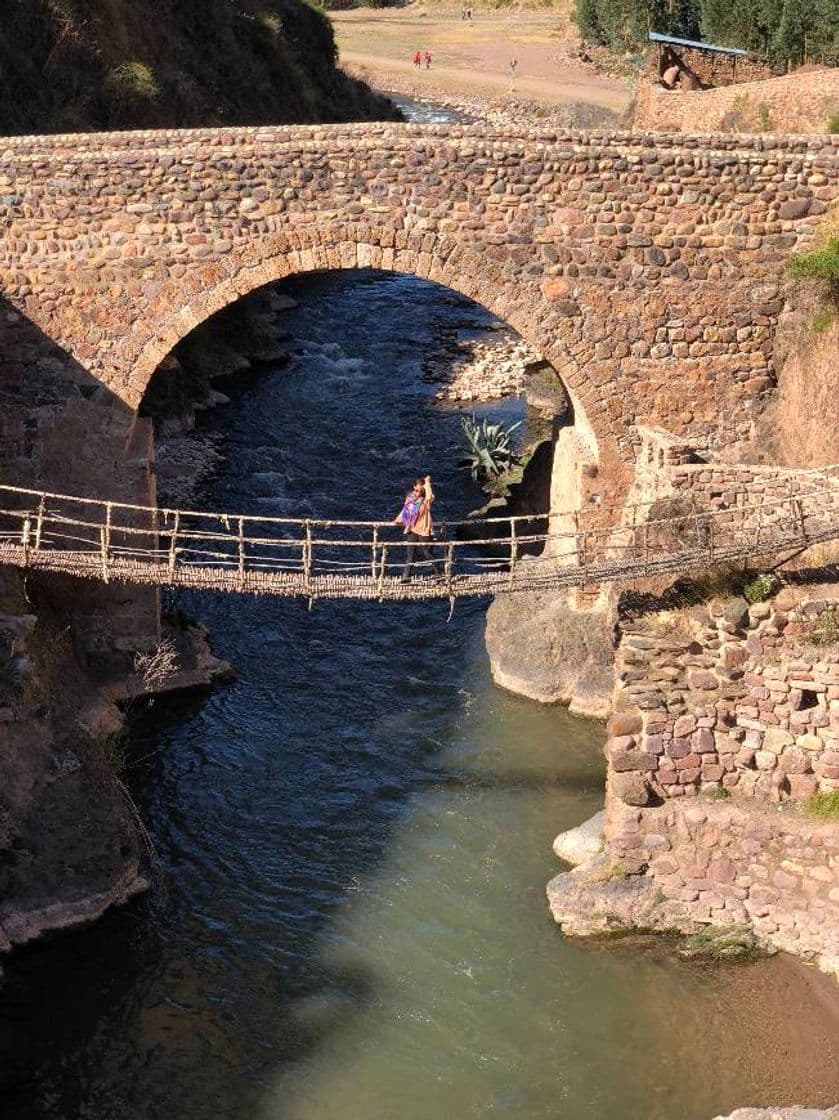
left=485, top=586, right=616, bottom=716
left=723, top=597, right=750, bottom=629
left=552, top=810, right=605, bottom=865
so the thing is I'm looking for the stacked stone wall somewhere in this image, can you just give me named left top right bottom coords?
left=604, top=794, right=839, bottom=971
left=550, top=583, right=839, bottom=976
left=608, top=589, right=839, bottom=807
left=671, top=462, right=837, bottom=507
left=635, top=69, right=839, bottom=136
left=667, top=462, right=839, bottom=542
left=644, top=45, right=778, bottom=90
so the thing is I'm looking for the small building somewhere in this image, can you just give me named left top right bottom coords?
left=648, top=31, right=778, bottom=91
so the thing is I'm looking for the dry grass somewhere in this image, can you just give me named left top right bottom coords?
left=133, top=638, right=180, bottom=691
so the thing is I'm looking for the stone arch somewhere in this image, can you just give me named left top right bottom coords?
left=111, top=227, right=602, bottom=466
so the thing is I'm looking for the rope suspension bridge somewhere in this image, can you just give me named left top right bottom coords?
left=0, top=481, right=838, bottom=604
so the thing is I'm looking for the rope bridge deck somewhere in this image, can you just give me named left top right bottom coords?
left=0, top=482, right=838, bottom=603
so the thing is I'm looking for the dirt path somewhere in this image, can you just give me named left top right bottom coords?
left=333, top=10, right=632, bottom=114
left=341, top=49, right=629, bottom=110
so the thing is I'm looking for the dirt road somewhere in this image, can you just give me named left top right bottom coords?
left=333, top=10, right=632, bottom=113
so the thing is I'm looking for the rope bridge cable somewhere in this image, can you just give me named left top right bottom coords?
left=0, top=479, right=838, bottom=602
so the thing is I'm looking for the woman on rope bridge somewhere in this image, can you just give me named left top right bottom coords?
left=393, top=475, right=442, bottom=583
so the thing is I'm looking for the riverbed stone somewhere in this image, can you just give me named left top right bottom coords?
left=552, top=810, right=605, bottom=866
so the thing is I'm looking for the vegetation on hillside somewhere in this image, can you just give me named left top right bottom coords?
left=787, top=238, right=839, bottom=298
left=787, top=237, right=839, bottom=332
left=804, top=790, right=839, bottom=820
left=0, top=0, right=398, bottom=135
left=574, top=0, right=839, bottom=67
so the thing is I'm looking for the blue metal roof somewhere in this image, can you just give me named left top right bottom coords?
left=649, top=31, right=750, bottom=57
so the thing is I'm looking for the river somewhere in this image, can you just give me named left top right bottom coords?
left=1, top=266, right=838, bottom=1116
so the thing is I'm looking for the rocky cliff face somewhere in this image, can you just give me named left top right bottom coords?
left=0, top=572, right=145, bottom=967
left=762, top=289, right=839, bottom=469
left=0, top=0, right=398, bottom=134
left=485, top=588, right=617, bottom=718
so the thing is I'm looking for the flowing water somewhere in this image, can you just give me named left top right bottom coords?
left=386, top=94, right=471, bottom=125
left=1, top=270, right=837, bottom=1120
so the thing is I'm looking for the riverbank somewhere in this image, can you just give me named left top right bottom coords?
left=332, top=7, right=632, bottom=123
left=547, top=571, right=839, bottom=987
left=355, top=66, right=628, bottom=130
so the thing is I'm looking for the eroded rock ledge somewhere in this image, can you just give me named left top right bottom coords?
left=0, top=575, right=232, bottom=968
left=485, top=589, right=617, bottom=718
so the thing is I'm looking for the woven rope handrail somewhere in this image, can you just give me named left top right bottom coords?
left=1, top=470, right=837, bottom=531
left=0, top=478, right=837, bottom=602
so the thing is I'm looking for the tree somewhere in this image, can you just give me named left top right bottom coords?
left=575, top=0, right=605, bottom=42
left=574, top=0, right=701, bottom=50
left=772, top=0, right=839, bottom=65
left=649, top=0, right=701, bottom=40
left=700, top=0, right=838, bottom=63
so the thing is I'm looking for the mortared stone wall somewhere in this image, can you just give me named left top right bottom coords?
left=0, top=122, right=836, bottom=495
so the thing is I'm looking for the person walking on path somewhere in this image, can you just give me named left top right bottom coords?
left=393, top=475, right=441, bottom=583
left=413, top=50, right=421, bottom=69
left=424, top=51, right=432, bottom=70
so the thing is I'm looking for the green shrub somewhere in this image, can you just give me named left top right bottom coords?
left=105, top=62, right=160, bottom=103
left=813, top=307, right=835, bottom=332
left=457, top=415, right=521, bottom=483
left=787, top=239, right=839, bottom=303
left=756, top=102, right=772, bottom=131
left=828, top=111, right=839, bottom=135
left=803, top=790, right=839, bottom=821
left=743, top=572, right=779, bottom=604
left=709, top=786, right=731, bottom=801
left=810, top=606, right=839, bottom=647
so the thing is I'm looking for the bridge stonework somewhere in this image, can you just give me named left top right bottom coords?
left=0, top=123, right=836, bottom=502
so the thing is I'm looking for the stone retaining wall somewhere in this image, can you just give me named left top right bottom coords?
left=604, top=793, right=839, bottom=973
left=569, top=582, right=839, bottom=976
left=635, top=69, right=839, bottom=136
left=607, top=589, right=839, bottom=807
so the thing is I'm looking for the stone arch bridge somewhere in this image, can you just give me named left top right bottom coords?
left=0, top=123, right=836, bottom=486
left=0, top=123, right=835, bottom=658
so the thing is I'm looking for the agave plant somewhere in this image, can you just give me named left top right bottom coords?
left=457, top=414, right=521, bottom=482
